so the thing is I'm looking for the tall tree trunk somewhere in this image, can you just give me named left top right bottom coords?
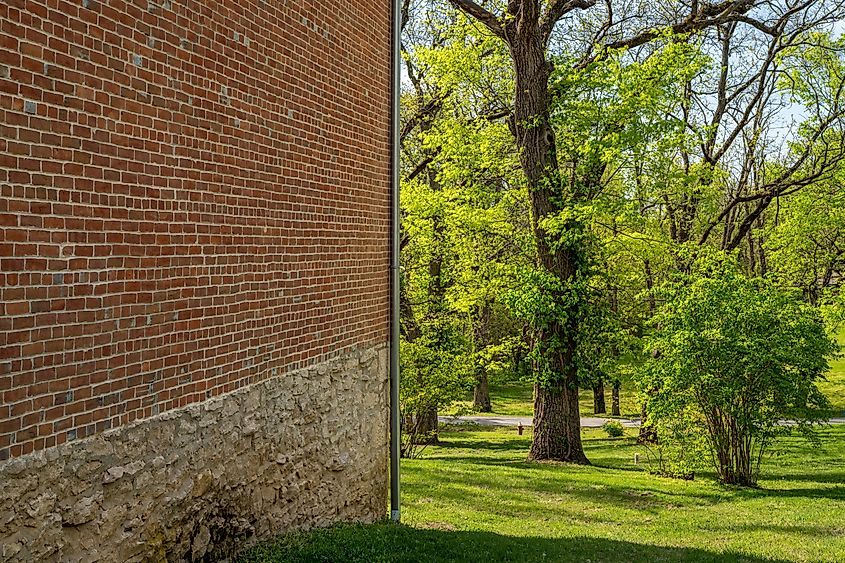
left=529, top=380, right=588, bottom=463
left=608, top=280, right=620, bottom=418
left=474, top=370, right=492, bottom=412
left=611, top=379, right=620, bottom=416
left=410, top=408, right=439, bottom=445
left=638, top=399, right=657, bottom=444
left=639, top=342, right=661, bottom=443
left=508, top=16, right=589, bottom=465
left=592, top=379, right=606, bottom=414
left=644, top=259, right=656, bottom=316
left=473, top=303, right=493, bottom=412
left=748, top=229, right=757, bottom=275
left=448, top=0, right=768, bottom=466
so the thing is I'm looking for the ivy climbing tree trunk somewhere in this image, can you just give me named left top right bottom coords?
left=446, top=0, right=592, bottom=463
left=448, top=0, right=761, bottom=464
left=415, top=408, right=439, bottom=445
left=512, top=10, right=590, bottom=464
left=638, top=399, right=658, bottom=444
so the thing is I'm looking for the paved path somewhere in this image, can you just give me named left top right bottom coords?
left=439, top=415, right=845, bottom=428
left=439, top=415, right=641, bottom=428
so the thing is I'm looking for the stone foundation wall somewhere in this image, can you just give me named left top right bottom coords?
left=0, top=344, right=388, bottom=562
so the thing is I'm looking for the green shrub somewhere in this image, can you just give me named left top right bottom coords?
left=601, top=420, right=625, bottom=437
left=639, top=254, right=836, bottom=486
left=641, top=404, right=708, bottom=480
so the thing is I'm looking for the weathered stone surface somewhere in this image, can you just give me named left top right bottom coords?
left=60, top=493, right=102, bottom=526
left=0, top=345, right=389, bottom=562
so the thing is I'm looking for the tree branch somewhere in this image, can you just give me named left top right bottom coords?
left=406, top=152, right=439, bottom=182
left=401, top=95, right=445, bottom=144
left=602, top=0, right=757, bottom=52
left=447, top=0, right=506, bottom=40
left=540, top=0, right=597, bottom=44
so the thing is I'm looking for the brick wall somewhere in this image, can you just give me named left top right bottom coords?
left=0, top=0, right=391, bottom=460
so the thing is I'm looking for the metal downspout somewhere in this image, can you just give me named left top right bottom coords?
left=389, top=0, right=402, bottom=523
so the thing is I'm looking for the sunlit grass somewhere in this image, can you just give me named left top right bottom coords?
left=447, top=378, right=641, bottom=419
left=818, top=329, right=845, bottom=417
left=451, top=328, right=845, bottom=420
left=245, top=426, right=845, bottom=562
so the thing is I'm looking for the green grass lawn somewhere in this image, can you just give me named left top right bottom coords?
left=244, top=425, right=845, bottom=562
left=819, top=329, right=845, bottom=417
left=450, top=327, right=845, bottom=420
left=444, top=381, right=535, bottom=417
left=446, top=378, right=641, bottom=419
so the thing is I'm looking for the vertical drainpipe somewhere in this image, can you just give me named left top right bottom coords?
left=389, top=0, right=402, bottom=524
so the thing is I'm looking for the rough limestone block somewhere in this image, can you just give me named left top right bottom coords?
left=0, top=346, right=388, bottom=562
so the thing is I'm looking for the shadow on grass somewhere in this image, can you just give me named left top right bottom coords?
left=432, top=431, right=845, bottom=503
left=750, top=486, right=845, bottom=502
left=697, top=522, right=845, bottom=538
left=406, top=472, right=732, bottom=517
left=432, top=435, right=638, bottom=458
left=768, top=471, right=845, bottom=484
left=241, top=522, right=788, bottom=563
left=434, top=438, right=531, bottom=453
left=415, top=455, right=845, bottom=509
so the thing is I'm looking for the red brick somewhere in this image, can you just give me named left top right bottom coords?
left=0, top=0, right=390, bottom=459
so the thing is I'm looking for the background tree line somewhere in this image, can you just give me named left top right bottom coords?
left=398, top=0, right=845, bottom=484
